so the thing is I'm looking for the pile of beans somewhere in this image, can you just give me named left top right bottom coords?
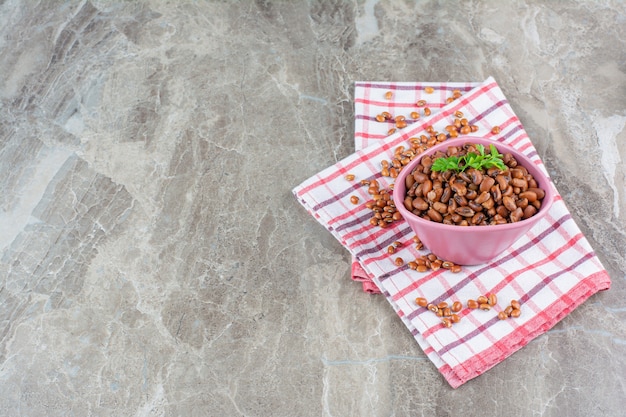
left=403, top=143, right=546, bottom=226
left=415, top=293, right=522, bottom=328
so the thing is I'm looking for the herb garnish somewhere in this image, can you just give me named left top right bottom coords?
left=431, top=144, right=506, bottom=172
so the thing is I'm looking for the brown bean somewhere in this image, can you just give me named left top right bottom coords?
left=455, top=206, right=475, bottom=217
left=458, top=171, right=472, bottom=184
left=498, top=311, right=508, bottom=320
left=516, top=198, right=529, bottom=210
left=440, top=187, right=452, bottom=204
left=504, top=305, right=514, bottom=316
left=427, top=208, right=442, bottom=222
left=452, top=301, right=463, bottom=312
left=427, top=304, right=439, bottom=313
left=422, top=179, right=433, bottom=195
left=471, top=212, right=485, bottom=224
left=403, top=196, right=413, bottom=212
left=490, top=185, right=502, bottom=203
left=415, top=297, right=428, bottom=307
left=488, top=293, right=497, bottom=306
left=450, top=182, right=467, bottom=196
left=510, top=308, right=521, bottom=318
left=394, top=257, right=404, bottom=266
left=519, top=191, right=538, bottom=202
left=503, top=195, right=517, bottom=211
left=510, top=207, right=523, bottom=223
left=527, top=187, right=546, bottom=200
left=511, top=300, right=521, bottom=310
left=450, top=265, right=462, bottom=273
left=468, top=201, right=483, bottom=213
left=433, top=201, right=448, bottom=214
left=451, top=313, right=461, bottom=323
left=476, top=295, right=488, bottom=305
left=475, top=191, right=491, bottom=205
left=511, top=177, right=528, bottom=189
left=468, top=168, right=483, bottom=185
left=454, top=194, right=468, bottom=207
left=523, top=205, right=537, bottom=219
left=437, top=301, right=449, bottom=310
left=479, top=176, right=496, bottom=193
left=350, top=196, right=360, bottom=204
left=413, top=171, right=427, bottom=183
left=384, top=91, right=393, bottom=100
left=495, top=174, right=509, bottom=190
left=441, top=317, right=452, bottom=328
left=417, top=265, right=428, bottom=272
left=467, top=299, right=479, bottom=309
left=426, top=190, right=437, bottom=202
left=479, top=303, right=491, bottom=311
left=510, top=168, right=524, bottom=179
left=412, top=197, right=429, bottom=211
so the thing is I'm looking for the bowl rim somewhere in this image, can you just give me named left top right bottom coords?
left=392, top=136, right=555, bottom=232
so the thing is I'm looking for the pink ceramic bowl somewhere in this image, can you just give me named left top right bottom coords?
left=392, top=137, right=554, bottom=265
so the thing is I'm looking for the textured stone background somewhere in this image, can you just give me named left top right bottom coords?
left=1, top=1, right=624, bottom=416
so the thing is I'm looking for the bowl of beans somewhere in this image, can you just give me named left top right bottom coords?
left=392, top=137, right=554, bottom=265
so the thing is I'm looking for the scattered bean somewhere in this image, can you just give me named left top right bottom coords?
left=345, top=174, right=355, bottom=181
left=385, top=91, right=393, bottom=100
left=424, top=86, right=435, bottom=94
left=415, top=297, right=428, bottom=307
left=350, top=195, right=359, bottom=204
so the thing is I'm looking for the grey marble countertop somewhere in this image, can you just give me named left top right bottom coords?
left=1, top=1, right=624, bottom=416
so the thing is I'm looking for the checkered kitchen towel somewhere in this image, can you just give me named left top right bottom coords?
left=293, top=77, right=611, bottom=388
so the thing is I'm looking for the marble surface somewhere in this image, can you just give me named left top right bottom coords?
left=0, top=1, right=625, bottom=415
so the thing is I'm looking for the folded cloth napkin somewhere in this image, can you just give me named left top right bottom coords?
left=293, top=77, right=611, bottom=388
left=350, top=81, right=480, bottom=293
